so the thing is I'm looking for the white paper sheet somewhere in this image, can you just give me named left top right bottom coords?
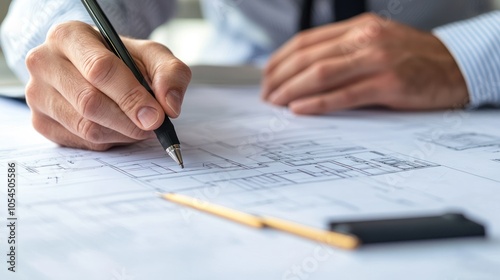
left=1, top=86, right=500, bottom=280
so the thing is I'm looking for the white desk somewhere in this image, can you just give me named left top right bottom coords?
left=0, top=85, right=499, bottom=280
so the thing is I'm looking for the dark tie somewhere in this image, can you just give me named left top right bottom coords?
left=334, top=0, right=366, bottom=22
left=299, top=0, right=366, bottom=31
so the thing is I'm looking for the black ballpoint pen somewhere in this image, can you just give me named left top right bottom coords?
left=81, top=0, right=184, bottom=168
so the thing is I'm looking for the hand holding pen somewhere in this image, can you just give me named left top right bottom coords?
left=24, top=0, right=190, bottom=163
left=81, top=0, right=187, bottom=166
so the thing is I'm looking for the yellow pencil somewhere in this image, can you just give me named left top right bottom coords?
left=160, top=193, right=360, bottom=250
left=161, top=193, right=264, bottom=228
left=261, top=217, right=360, bottom=250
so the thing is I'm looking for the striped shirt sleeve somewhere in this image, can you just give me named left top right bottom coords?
left=0, top=0, right=174, bottom=83
left=433, top=11, right=500, bottom=108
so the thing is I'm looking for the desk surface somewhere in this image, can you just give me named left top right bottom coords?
left=0, top=85, right=499, bottom=280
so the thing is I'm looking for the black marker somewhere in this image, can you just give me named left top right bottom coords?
left=81, top=0, right=183, bottom=168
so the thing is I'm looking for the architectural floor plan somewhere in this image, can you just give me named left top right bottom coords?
left=1, top=87, right=500, bottom=280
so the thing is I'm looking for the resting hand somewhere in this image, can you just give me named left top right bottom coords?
left=25, top=21, right=191, bottom=150
left=262, top=13, right=468, bottom=114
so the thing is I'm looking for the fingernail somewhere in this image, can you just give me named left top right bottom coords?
left=166, top=90, right=182, bottom=116
left=137, top=106, right=159, bottom=129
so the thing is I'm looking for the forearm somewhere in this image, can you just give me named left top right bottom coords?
left=1, top=0, right=175, bottom=83
left=434, top=11, right=500, bottom=108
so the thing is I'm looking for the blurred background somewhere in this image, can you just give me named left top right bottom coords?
left=0, top=0, right=210, bottom=86
left=1, top=0, right=500, bottom=86
left=0, top=0, right=259, bottom=86
left=1, top=0, right=18, bottom=86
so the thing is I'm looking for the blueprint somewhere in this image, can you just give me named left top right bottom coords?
left=1, top=87, right=500, bottom=280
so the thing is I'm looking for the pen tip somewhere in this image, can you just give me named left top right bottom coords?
left=166, top=144, right=184, bottom=167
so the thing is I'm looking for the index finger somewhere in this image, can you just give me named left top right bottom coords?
left=48, top=21, right=165, bottom=131
left=265, top=13, right=380, bottom=75
left=265, top=20, right=353, bottom=75
left=125, top=39, right=192, bottom=118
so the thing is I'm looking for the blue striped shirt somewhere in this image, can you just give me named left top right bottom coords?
left=434, top=11, right=500, bottom=108
left=1, top=0, right=498, bottom=107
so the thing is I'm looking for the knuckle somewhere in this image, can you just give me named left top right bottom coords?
left=25, top=46, right=47, bottom=72
left=363, top=20, right=383, bottom=38
left=292, top=33, right=309, bottom=50
left=370, top=28, right=386, bottom=42
left=291, top=52, right=310, bottom=68
left=310, top=62, right=331, bottom=83
left=83, top=53, right=117, bottom=86
left=47, top=21, right=90, bottom=43
left=87, top=143, right=113, bottom=152
left=75, top=87, right=103, bottom=119
left=117, top=86, right=147, bottom=112
left=24, top=81, right=39, bottom=106
left=370, top=48, right=391, bottom=65
left=47, top=22, right=71, bottom=43
left=313, top=98, right=331, bottom=113
left=31, top=115, right=48, bottom=135
left=340, top=89, right=360, bottom=106
left=380, top=72, right=403, bottom=101
left=141, top=40, right=170, bottom=53
left=76, top=118, right=104, bottom=143
left=361, top=12, right=378, bottom=22
left=170, top=59, right=192, bottom=82
left=385, top=71, right=402, bottom=90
